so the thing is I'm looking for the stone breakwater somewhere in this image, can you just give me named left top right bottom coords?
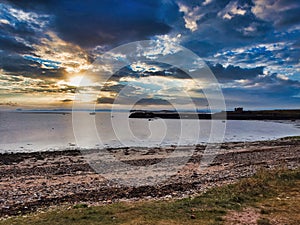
left=0, top=138, right=299, bottom=217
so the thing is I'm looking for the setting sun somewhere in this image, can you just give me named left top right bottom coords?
left=60, top=75, right=94, bottom=87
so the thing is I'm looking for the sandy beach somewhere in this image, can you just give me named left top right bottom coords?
left=0, top=137, right=299, bottom=217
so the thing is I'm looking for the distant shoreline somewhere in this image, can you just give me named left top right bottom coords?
left=129, top=109, right=300, bottom=120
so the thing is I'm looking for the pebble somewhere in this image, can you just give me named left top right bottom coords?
left=0, top=138, right=299, bottom=217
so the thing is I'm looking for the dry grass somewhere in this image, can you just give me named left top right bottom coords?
left=0, top=168, right=299, bottom=225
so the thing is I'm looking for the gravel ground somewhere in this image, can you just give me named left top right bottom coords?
left=0, top=138, right=299, bottom=217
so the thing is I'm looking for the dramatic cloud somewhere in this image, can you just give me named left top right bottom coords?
left=0, top=35, right=33, bottom=53
left=60, top=99, right=73, bottom=103
left=178, top=2, right=203, bottom=32
left=7, top=0, right=171, bottom=48
left=222, top=73, right=300, bottom=109
left=209, top=63, right=264, bottom=82
left=134, top=98, right=171, bottom=105
left=0, top=0, right=300, bottom=109
left=218, top=1, right=247, bottom=20
left=252, top=0, right=300, bottom=29
left=97, top=97, right=171, bottom=106
left=0, top=73, right=76, bottom=94
left=0, top=2, right=50, bottom=53
left=25, top=32, right=91, bottom=73
left=112, top=62, right=191, bottom=80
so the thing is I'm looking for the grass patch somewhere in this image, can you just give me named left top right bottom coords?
left=280, top=136, right=300, bottom=140
left=1, top=168, right=299, bottom=225
left=73, top=203, right=89, bottom=209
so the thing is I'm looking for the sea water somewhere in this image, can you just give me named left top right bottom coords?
left=0, top=111, right=299, bottom=153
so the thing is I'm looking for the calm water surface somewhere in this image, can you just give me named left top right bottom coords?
left=0, top=112, right=299, bottom=153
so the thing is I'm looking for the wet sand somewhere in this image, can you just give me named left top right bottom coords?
left=0, top=137, right=299, bottom=217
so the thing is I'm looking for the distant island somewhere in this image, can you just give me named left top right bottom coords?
left=129, top=108, right=300, bottom=120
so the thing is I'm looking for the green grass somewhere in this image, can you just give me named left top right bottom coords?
left=280, top=136, right=300, bottom=140
left=1, top=168, right=299, bottom=225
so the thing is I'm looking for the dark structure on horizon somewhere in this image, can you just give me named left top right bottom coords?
left=129, top=108, right=300, bottom=120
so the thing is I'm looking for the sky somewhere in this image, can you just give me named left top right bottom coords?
left=0, top=0, right=300, bottom=110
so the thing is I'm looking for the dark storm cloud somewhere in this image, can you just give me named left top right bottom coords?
left=7, top=0, right=171, bottom=48
left=251, top=0, right=300, bottom=29
left=0, top=2, right=49, bottom=53
left=276, top=7, right=300, bottom=28
left=173, top=0, right=300, bottom=89
left=0, top=2, right=65, bottom=79
left=193, top=59, right=300, bottom=108
left=96, top=96, right=171, bottom=105
left=209, top=62, right=300, bottom=97
left=112, top=63, right=190, bottom=80
left=0, top=53, right=66, bottom=79
left=292, top=39, right=300, bottom=48
left=61, top=99, right=73, bottom=103
left=175, top=0, right=282, bottom=59
left=100, top=84, right=138, bottom=94
left=100, top=84, right=127, bottom=93
left=0, top=15, right=44, bottom=37
left=222, top=73, right=300, bottom=108
left=209, top=63, right=264, bottom=82
left=96, top=97, right=115, bottom=104
left=0, top=35, right=34, bottom=53
left=246, top=74, right=300, bottom=96
left=184, top=40, right=222, bottom=58
left=0, top=53, right=39, bottom=73
left=135, top=98, right=171, bottom=105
